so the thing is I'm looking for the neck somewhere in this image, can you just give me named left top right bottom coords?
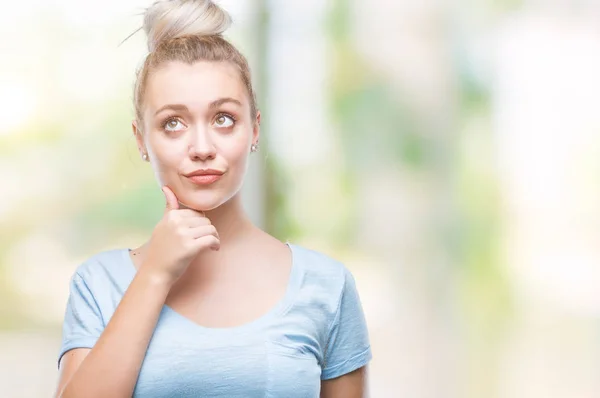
left=179, top=193, right=256, bottom=278
left=199, top=193, right=255, bottom=245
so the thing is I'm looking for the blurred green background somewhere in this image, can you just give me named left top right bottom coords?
left=2, top=0, right=600, bottom=397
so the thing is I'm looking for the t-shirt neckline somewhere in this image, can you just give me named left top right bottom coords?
left=120, top=242, right=302, bottom=336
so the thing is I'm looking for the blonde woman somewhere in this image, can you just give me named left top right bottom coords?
left=55, top=1, right=371, bottom=397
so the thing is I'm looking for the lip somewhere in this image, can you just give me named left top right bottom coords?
left=185, top=169, right=225, bottom=177
left=184, top=169, right=224, bottom=186
left=187, top=174, right=222, bottom=185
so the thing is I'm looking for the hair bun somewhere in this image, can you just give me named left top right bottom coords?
left=143, top=0, right=232, bottom=52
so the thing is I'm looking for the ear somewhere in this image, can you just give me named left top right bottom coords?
left=132, top=120, right=147, bottom=158
left=253, top=111, right=261, bottom=143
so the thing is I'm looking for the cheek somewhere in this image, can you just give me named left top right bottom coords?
left=221, top=136, right=251, bottom=169
left=146, top=135, right=186, bottom=180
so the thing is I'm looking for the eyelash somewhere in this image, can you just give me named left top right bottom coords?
left=161, top=117, right=182, bottom=131
left=216, top=113, right=237, bottom=126
left=160, top=113, right=237, bottom=132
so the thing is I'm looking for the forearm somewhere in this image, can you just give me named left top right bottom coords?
left=60, top=269, right=172, bottom=398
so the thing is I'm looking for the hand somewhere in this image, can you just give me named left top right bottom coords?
left=141, top=186, right=220, bottom=284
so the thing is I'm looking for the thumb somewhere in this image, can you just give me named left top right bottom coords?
left=161, top=186, right=179, bottom=211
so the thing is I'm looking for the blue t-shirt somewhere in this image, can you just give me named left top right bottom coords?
left=58, top=243, right=372, bottom=397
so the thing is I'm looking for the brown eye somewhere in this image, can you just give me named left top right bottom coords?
left=214, top=114, right=234, bottom=128
left=163, top=118, right=184, bottom=132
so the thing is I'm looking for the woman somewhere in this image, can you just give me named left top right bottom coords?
left=55, top=1, right=372, bottom=397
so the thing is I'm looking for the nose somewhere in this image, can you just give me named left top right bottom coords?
left=188, top=126, right=216, bottom=161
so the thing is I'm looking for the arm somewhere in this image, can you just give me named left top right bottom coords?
left=55, top=186, right=219, bottom=397
left=320, top=366, right=368, bottom=398
left=55, top=269, right=172, bottom=398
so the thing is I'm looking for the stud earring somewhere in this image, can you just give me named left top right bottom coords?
left=251, top=142, right=259, bottom=152
left=142, top=153, right=148, bottom=161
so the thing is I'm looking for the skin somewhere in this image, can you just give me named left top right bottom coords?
left=55, top=60, right=367, bottom=397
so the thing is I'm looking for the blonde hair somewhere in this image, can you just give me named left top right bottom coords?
left=134, top=0, right=257, bottom=126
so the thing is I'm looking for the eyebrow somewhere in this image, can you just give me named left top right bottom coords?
left=154, top=98, right=243, bottom=116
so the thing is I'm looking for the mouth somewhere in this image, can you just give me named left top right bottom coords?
left=184, top=168, right=225, bottom=186
left=186, top=174, right=223, bottom=185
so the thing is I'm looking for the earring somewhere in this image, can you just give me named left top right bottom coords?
left=251, top=142, right=259, bottom=152
left=142, top=153, right=148, bottom=161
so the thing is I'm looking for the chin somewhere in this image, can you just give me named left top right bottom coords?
left=179, top=190, right=233, bottom=212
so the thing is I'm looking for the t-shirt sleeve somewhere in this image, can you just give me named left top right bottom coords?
left=321, top=268, right=372, bottom=380
left=57, top=272, right=105, bottom=369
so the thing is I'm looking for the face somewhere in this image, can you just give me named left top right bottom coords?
left=134, top=61, right=259, bottom=211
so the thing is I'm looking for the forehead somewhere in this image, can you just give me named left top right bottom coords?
left=145, top=61, right=248, bottom=111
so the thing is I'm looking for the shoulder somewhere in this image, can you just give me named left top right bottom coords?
left=286, top=243, right=368, bottom=345
left=289, top=242, right=347, bottom=273
left=288, top=242, right=354, bottom=299
left=70, top=248, right=134, bottom=292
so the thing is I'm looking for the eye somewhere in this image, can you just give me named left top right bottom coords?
left=163, top=117, right=185, bottom=132
left=213, top=114, right=235, bottom=128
